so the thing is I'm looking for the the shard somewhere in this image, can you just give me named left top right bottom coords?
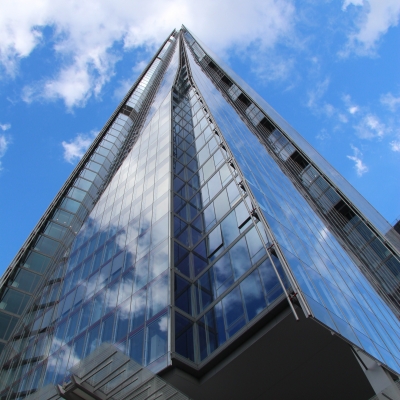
left=0, top=26, right=400, bottom=399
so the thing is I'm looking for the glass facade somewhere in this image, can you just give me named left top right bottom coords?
left=171, top=51, right=289, bottom=364
left=1, top=26, right=400, bottom=400
left=0, top=29, right=178, bottom=365
left=47, top=93, right=172, bottom=383
left=183, top=30, right=400, bottom=373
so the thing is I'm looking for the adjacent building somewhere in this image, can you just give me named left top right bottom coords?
left=0, top=26, right=400, bottom=400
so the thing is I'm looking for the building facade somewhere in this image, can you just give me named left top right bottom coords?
left=0, top=26, right=400, bottom=399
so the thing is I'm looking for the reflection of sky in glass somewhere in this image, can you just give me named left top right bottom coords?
left=143, top=39, right=180, bottom=128
left=171, top=47, right=289, bottom=364
left=183, top=28, right=394, bottom=240
left=1, top=39, right=179, bottom=398
left=184, top=39, right=400, bottom=374
left=11, top=93, right=174, bottom=392
left=0, top=41, right=180, bottom=378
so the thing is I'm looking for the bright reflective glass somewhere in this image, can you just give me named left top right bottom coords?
left=185, top=39, right=400, bottom=373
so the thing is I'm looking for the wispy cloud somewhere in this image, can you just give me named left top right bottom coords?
left=0, top=123, right=11, bottom=131
left=132, top=60, right=148, bottom=74
left=341, top=0, right=400, bottom=55
left=0, top=134, right=10, bottom=171
left=347, top=145, right=368, bottom=176
left=251, top=54, right=295, bottom=84
left=306, top=78, right=330, bottom=111
left=342, top=94, right=360, bottom=115
left=113, top=79, right=133, bottom=101
left=0, top=122, right=11, bottom=170
left=62, top=131, right=97, bottom=164
left=380, top=92, right=400, bottom=112
left=390, top=140, right=400, bottom=152
left=354, top=114, right=388, bottom=140
left=316, top=129, right=330, bottom=141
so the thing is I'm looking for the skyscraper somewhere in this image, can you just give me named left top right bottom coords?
left=0, top=25, right=400, bottom=399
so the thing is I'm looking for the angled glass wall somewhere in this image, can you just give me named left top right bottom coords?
left=182, top=28, right=400, bottom=313
left=0, top=94, right=173, bottom=400
left=0, top=33, right=179, bottom=400
left=183, top=27, right=400, bottom=253
left=170, top=39, right=292, bottom=366
left=182, top=31, right=400, bottom=374
left=0, top=30, right=179, bottom=368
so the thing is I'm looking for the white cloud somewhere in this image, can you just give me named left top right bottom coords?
left=380, top=92, right=400, bottom=112
left=251, top=55, right=295, bottom=83
left=0, top=123, right=11, bottom=131
left=21, top=85, right=36, bottom=104
left=132, top=60, right=149, bottom=74
left=342, top=0, right=363, bottom=8
left=390, top=140, right=400, bottom=152
left=0, top=134, right=10, bottom=171
left=354, top=114, right=388, bottom=139
left=158, top=315, right=168, bottom=332
left=306, top=79, right=346, bottom=121
left=307, top=78, right=330, bottom=110
left=62, top=131, right=97, bottom=164
left=0, top=0, right=296, bottom=108
left=349, top=106, right=359, bottom=114
left=347, top=145, right=368, bottom=176
left=342, top=94, right=360, bottom=115
left=342, top=0, right=400, bottom=54
left=323, top=103, right=335, bottom=117
left=316, top=129, right=330, bottom=141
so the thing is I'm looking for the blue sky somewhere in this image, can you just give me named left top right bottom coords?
left=0, top=0, right=399, bottom=274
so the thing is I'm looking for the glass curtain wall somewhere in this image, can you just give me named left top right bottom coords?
left=182, top=32, right=400, bottom=374
left=171, top=38, right=291, bottom=366
left=0, top=33, right=179, bottom=368
left=2, top=95, right=173, bottom=400
left=0, top=35, right=179, bottom=399
left=2, top=26, right=400, bottom=400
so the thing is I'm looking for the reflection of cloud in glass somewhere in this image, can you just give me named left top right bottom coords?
left=147, top=273, right=168, bottom=319
left=213, top=254, right=232, bottom=287
left=158, top=315, right=168, bottom=332
left=10, top=83, right=175, bottom=395
left=116, top=274, right=134, bottom=308
left=112, top=234, right=125, bottom=256
left=230, top=237, right=250, bottom=278
left=149, top=240, right=168, bottom=280
left=46, top=339, right=81, bottom=379
left=221, top=287, right=243, bottom=327
left=143, top=49, right=178, bottom=128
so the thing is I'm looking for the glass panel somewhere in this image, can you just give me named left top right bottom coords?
left=0, top=289, right=29, bottom=315
left=146, top=313, right=168, bottom=365
left=147, top=273, right=168, bottom=319
left=240, top=270, right=267, bottom=321
left=11, top=270, right=41, bottom=293
left=175, top=312, right=195, bottom=361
